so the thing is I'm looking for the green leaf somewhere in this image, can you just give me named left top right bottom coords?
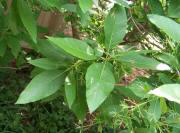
left=160, top=98, right=168, bottom=114
left=37, top=39, right=73, bottom=62
left=156, top=53, right=180, bottom=69
left=71, top=84, right=87, bottom=121
left=99, top=93, right=123, bottom=118
left=147, top=99, right=161, bottom=122
left=166, top=113, right=180, bottom=129
left=149, top=84, right=180, bottom=104
left=16, top=70, right=65, bottom=104
left=30, top=67, right=44, bottom=78
left=78, top=0, right=93, bottom=13
left=104, top=4, right=127, bottom=50
left=47, top=37, right=97, bottom=60
left=126, top=78, right=152, bottom=98
left=116, top=52, right=171, bottom=70
left=86, top=62, right=115, bottom=113
left=168, top=0, right=180, bottom=18
left=148, top=14, right=180, bottom=42
left=158, top=73, right=173, bottom=84
left=7, top=36, right=21, bottom=58
left=17, top=0, right=37, bottom=43
left=149, top=0, right=164, bottom=15
left=85, top=39, right=104, bottom=57
left=29, top=58, right=67, bottom=70
left=77, top=6, right=90, bottom=27
left=65, top=71, right=76, bottom=108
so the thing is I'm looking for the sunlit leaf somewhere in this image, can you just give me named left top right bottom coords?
left=149, top=84, right=180, bottom=104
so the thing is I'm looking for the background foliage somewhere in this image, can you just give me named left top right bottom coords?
left=0, top=0, right=180, bottom=132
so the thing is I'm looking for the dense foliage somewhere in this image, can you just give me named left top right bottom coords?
left=0, top=0, right=180, bottom=132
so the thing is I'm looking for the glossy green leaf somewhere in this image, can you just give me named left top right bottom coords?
left=168, top=0, right=180, bottom=18
left=47, top=37, right=97, bottom=60
left=86, top=63, right=115, bottom=113
left=147, top=99, right=161, bottom=122
left=149, top=84, right=180, bottom=104
left=78, top=0, right=93, bottom=13
left=149, top=0, right=164, bottom=15
left=116, top=52, right=171, bottom=70
left=148, top=14, right=180, bottom=42
left=7, top=36, right=20, bottom=58
left=104, top=4, right=127, bottom=50
left=16, top=70, right=65, bottom=104
left=29, top=58, right=67, bottom=70
left=65, top=71, right=76, bottom=108
left=17, top=0, right=37, bottom=43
